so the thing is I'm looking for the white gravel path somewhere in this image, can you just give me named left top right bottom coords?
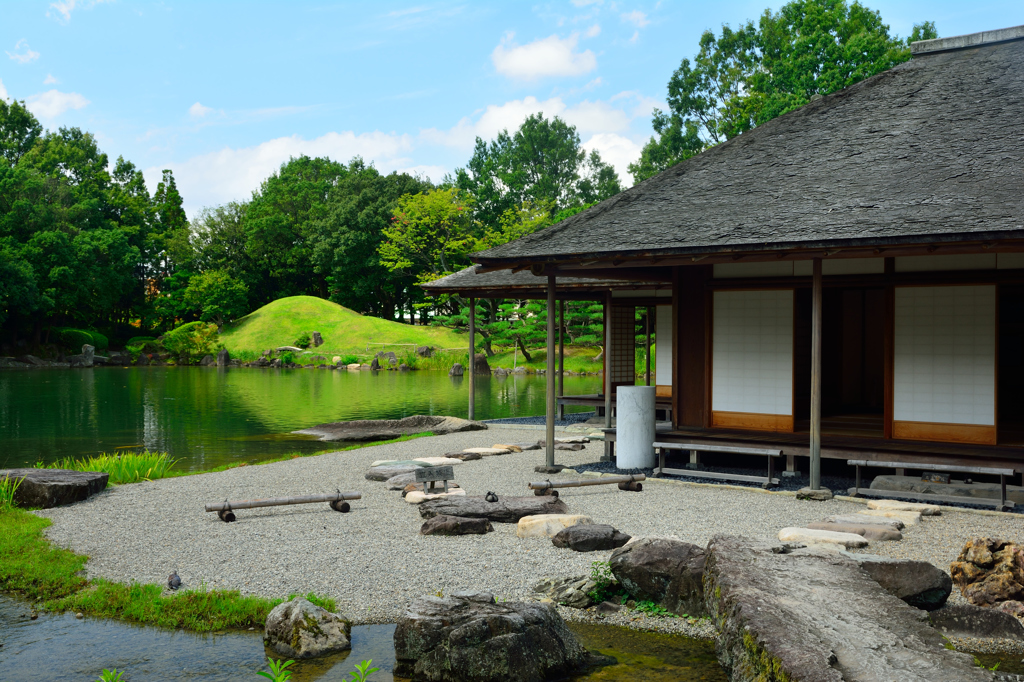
left=37, top=428, right=1024, bottom=627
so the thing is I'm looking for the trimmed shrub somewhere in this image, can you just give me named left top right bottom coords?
left=55, top=328, right=108, bottom=351
left=162, top=322, right=220, bottom=362
left=294, top=331, right=311, bottom=349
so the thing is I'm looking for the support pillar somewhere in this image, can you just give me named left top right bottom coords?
left=468, top=296, right=475, bottom=422
left=546, top=275, right=557, bottom=467
left=810, top=258, right=822, bottom=490
left=557, top=299, right=565, bottom=420
left=603, top=290, right=613, bottom=462
left=645, top=305, right=652, bottom=386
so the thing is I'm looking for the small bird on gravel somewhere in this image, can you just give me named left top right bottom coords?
left=168, top=570, right=181, bottom=590
left=485, top=491, right=498, bottom=503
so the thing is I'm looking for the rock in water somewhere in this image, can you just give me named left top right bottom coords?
left=950, top=537, right=1024, bottom=606
left=216, top=348, right=230, bottom=366
left=393, top=592, right=588, bottom=681
left=199, top=354, right=214, bottom=366
left=929, top=604, right=1024, bottom=640
left=609, top=538, right=706, bottom=617
left=264, top=597, right=352, bottom=659
left=552, top=524, right=631, bottom=552
left=448, top=363, right=464, bottom=376
left=418, top=495, right=568, bottom=523
left=420, top=515, right=493, bottom=536
left=0, top=468, right=108, bottom=508
left=473, top=353, right=490, bottom=374
left=704, top=535, right=990, bottom=682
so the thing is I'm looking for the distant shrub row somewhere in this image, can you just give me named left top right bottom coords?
left=55, top=328, right=109, bottom=351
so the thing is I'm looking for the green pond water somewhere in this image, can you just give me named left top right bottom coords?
left=0, top=596, right=727, bottom=681
left=0, top=366, right=602, bottom=470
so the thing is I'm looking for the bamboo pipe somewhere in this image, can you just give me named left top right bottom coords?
left=205, top=491, right=361, bottom=513
left=528, top=474, right=646, bottom=490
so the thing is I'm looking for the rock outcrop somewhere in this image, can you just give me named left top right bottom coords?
left=419, top=495, right=569, bottom=523
left=852, top=555, right=952, bottom=611
left=704, top=535, right=991, bottom=682
left=393, top=592, right=588, bottom=681
left=609, top=538, right=706, bottom=616
left=294, top=415, right=486, bottom=442
left=263, top=597, right=352, bottom=659
left=0, top=468, right=108, bottom=508
left=950, top=537, right=1024, bottom=606
left=533, top=575, right=597, bottom=609
left=552, top=524, right=631, bottom=552
left=420, top=515, right=493, bottom=536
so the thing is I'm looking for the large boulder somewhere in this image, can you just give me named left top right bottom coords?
left=704, top=535, right=990, bottom=682
left=950, top=537, right=1024, bottom=606
left=311, top=331, right=323, bottom=347
left=473, top=353, right=490, bottom=374
left=517, top=514, right=593, bottom=538
left=609, top=538, right=706, bottom=616
left=448, top=363, right=464, bottom=377
left=420, top=515, right=493, bottom=536
left=418, top=495, right=569, bottom=523
left=533, top=575, right=597, bottom=609
left=552, top=524, right=631, bottom=552
left=264, top=597, right=352, bottom=659
left=393, top=592, right=588, bottom=681
left=929, top=604, right=1024, bottom=640
left=416, top=346, right=433, bottom=358
left=216, top=348, right=230, bottom=366
left=852, top=555, right=953, bottom=611
left=199, top=354, right=215, bottom=366
left=294, top=415, right=486, bottom=442
left=0, top=468, right=108, bottom=508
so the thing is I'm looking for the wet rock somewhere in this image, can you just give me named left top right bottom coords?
left=929, top=604, right=1024, bottom=640
left=370, top=357, right=381, bottom=370
left=420, top=514, right=493, bottom=536
left=852, top=555, right=953, bottom=610
left=533, top=576, right=597, bottom=609
left=199, top=354, right=215, bottom=366
left=394, top=592, right=588, bottom=681
left=473, top=353, right=490, bottom=374
left=216, top=349, right=230, bottom=366
left=448, top=363, right=464, bottom=376
left=950, top=537, right=1024, bottom=606
left=418, top=495, right=569, bottom=523
left=609, top=538, right=706, bottom=617
left=295, top=415, right=486, bottom=442
left=552, top=524, right=631, bottom=552
left=264, top=597, right=352, bottom=659
left=398, top=363, right=411, bottom=371
left=0, top=468, right=108, bottom=508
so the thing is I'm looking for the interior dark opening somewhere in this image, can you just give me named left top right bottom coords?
left=999, top=284, right=1024, bottom=446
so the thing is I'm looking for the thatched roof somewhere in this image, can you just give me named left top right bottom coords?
left=421, top=265, right=661, bottom=298
left=473, top=28, right=1024, bottom=267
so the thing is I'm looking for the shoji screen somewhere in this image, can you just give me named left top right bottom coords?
left=893, top=285, right=996, bottom=444
left=712, top=290, right=794, bottom=432
left=655, top=305, right=673, bottom=395
left=609, top=305, right=636, bottom=391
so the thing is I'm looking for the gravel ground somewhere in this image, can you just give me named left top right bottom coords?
left=37, top=428, right=1024, bottom=639
left=484, top=411, right=596, bottom=426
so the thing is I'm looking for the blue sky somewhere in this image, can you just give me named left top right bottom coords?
left=2, top=1, right=1022, bottom=217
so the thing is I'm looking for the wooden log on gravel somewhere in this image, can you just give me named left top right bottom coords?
left=418, top=495, right=569, bottom=523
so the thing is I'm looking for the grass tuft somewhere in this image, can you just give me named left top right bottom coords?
left=0, top=475, right=23, bottom=512
left=36, top=451, right=177, bottom=484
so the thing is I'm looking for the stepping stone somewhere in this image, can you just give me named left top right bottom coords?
left=462, top=447, right=512, bottom=456
left=366, top=465, right=421, bottom=481
left=445, top=451, right=482, bottom=461
left=778, top=527, right=868, bottom=549
left=867, top=499, right=941, bottom=515
left=492, top=444, right=522, bottom=452
left=419, top=495, right=569, bottom=523
left=806, top=521, right=902, bottom=541
left=420, top=514, right=493, bottom=536
left=858, top=509, right=922, bottom=526
left=514, top=442, right=542, bottom=451
left=405, top=488, right=467, bottom=504
left=552, top=524, right=631, bottom=551
left=830, top=514, right=905, bottom=530
left=370, top=457, right=462, bottom=468
left=517, top=514, right=594, bottom=538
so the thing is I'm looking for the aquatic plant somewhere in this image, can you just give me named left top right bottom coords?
left=37, top=451, right=177, bottom=484
left=96, top=669, right=126, bottom=682
left=347, top=659, right=380, bottom=681
left=257, top=657, right=295, bottom=681
left=0, top=475, right=22, bottom=512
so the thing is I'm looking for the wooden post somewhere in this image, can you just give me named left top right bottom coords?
left=645, top=305, right=652, bottom=386
left=810, top=258, right=822, bottom=490
left=558, top=299, right=565, bottom=420
left=546, top=275, right=557, bottom=467
left=468, top=296, right=475, bottom=421
left=603, top=290, right=613, bottom=462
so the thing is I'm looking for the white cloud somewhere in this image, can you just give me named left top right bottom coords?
left=0, top=79, right=8, bottom=101
left=571, top=0, right=602, bottom=6
left=585, top=24, right=601, bottom=38
left=25, top=89, right=89, bottom=118
left=628, top=30, right=640, bottom=44
left=44, top=74, right=59, bottom=84
left=189, top=102, right=213, bottom=118
left=491, top=32, right=597, bottom=80
left=148, top=130, right=414, bottom=216
left=47, top=0, right=110, bottom=24
left=583, top=132, right=643, bottom=184
left=7, top=40, right=40, bottom=64
left=621, top=10, right=650, bottom=27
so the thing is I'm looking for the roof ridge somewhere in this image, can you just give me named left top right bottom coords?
left=912, top=25, right=1024, bottom=56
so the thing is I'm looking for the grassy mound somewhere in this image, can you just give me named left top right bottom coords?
left=220, top=296, right=465, bottom=358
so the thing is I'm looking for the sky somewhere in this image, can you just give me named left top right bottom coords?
left=2, top=1, right=1022, bottom=218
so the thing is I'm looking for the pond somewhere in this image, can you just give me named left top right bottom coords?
left=0, top=367, right=602, bottom=471
left=0, top=596, right=727, bottom=681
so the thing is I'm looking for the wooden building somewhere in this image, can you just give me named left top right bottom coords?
left=451, top=26, right=1024, bottom=478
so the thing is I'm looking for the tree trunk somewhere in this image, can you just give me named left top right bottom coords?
left=516, top=335, right=532, bottom=362
left=593, top=345, right=604, bottom=362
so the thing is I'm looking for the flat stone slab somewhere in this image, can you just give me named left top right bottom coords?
left=552, top=524, right=631, bottom=552
left=461, top=447, right=512, bottom=456
left=867, top=499, right=941, bottom=515
left=294, top=415, right=486, bottom=442
left=858, top=509, right=922, bottom=526
left=420, top=514, right=493, bottom=536
left=778, top=527, right=868, bottom=548
left=444, top=451, right=482, bottom=461
left=405, top=488, right=467, bottom=504
left=369, top=457, right=462, bottom=468
left=491, top=443, right=523, bottom=452
left=419, top=495, right=569, bottom=523
left=806, top=521, right=903, bottom=541
left=830, top=514, right=905, bottom=530
left=365, top=465, right=421, bottom=481
left=704, top=535, right=992, bottom=682
left=516, top=514, right=593, bottom=539
left=871, top=474, right=1024, bottom=505
left=0, top=468, right=109, bottom=508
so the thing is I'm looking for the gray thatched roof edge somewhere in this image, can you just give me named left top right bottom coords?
left=473, top=34, right=1024, bottom=266
left=420, top=265, right=657, bottom=296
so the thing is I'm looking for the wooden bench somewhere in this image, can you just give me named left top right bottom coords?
left=847, top=460, right=1016, bottom=511
left=653, top=442, right=782, bottom=488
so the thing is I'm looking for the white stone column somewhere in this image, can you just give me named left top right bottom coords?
left=616, top=385, right=656, bottom=469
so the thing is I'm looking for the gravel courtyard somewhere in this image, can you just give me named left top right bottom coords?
left=37, top=427, right=1023, bottom=625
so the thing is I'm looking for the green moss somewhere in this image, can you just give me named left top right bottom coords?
left=741, top=631, right=792, bottom=682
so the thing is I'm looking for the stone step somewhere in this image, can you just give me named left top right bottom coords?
left=858, top=509, right=923, bottom=526
left=867, top=499, right=942, bottom=515
left=370, top=457, right=462, bottom=468
left=517, top=514, right=594, bottom=538
left=778, top=527, right=869, bottom=548
left=806, top=521, right=903, bottom=541
left=462, top=447, right=513, bottom=456
left=830, top=514, right=905, bottom=530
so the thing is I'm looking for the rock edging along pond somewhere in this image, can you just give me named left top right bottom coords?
left=294, top=415, right=487, bottom=442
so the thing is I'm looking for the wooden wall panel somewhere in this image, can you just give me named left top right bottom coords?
left=676, top=266, right=712, bottom=428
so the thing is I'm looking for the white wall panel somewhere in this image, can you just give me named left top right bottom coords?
left=655, top=305, right=673, bottom=386
left=893, top=285, right=995, bottom=425
left=895, top=254, right=996, bottom=272
left=712, top=290, right=793, bottom=415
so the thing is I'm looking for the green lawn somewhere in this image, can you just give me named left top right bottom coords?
left=220, top=296, right=465, bottom=358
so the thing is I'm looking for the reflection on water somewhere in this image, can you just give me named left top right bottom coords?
left=0, top=596, right=726, bottom=681
left=1, top=367, right=601, bottom=470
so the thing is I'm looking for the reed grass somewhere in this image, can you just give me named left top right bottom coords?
left=0, top=475, right=22, bottom=513
left=38, top=451, right=177, bottom=484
